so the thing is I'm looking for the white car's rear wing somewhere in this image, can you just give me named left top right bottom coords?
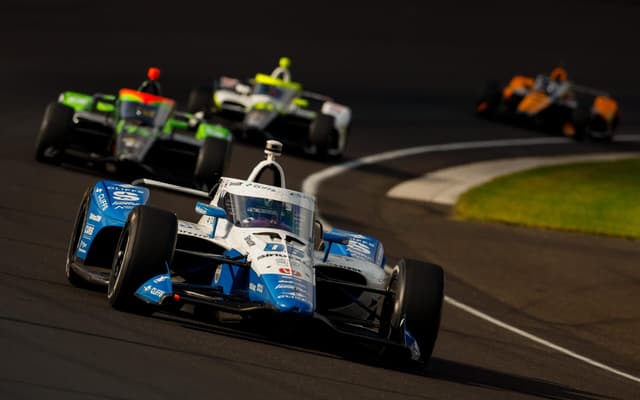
left=131, top=178, right=210, bottom=198
left=301, top=90, right=332, bottom=102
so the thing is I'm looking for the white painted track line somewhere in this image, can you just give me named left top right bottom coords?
left=301, top=135, right=640, bottom=385
left=302, top=137, right=571, bottom=198
left=445, top=297, right=640, bottom=384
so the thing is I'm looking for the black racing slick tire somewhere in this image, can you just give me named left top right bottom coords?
left=35, top=102, right=74, bottom=163
left=107, top=206, right=177, bottom=312
left=476, top=80, right=502, bottom=117
left=194, top=137, right=230, bottom=191
left=65, top=188, right=92, bottom=287
left=571, top=108, right=590, bottom=142
left=187, top=86, right=214, bottom=115
left=382, top=259, right=444, bottom=364
left=309, top=114, right=335, bottom=159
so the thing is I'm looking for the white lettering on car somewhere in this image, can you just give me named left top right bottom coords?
left=83, top=224, right=95, bottom=236
left=97, top=193, right=108, bottom=210
left=143, top=285, right=164, bottom=297
left=112, top=191, right=140, bottom=201
left=153, top=275, right=169, bottom=284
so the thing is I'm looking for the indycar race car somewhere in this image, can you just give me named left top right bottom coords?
left=476, top=67, right=619, bottom=141
left=65, top=140, right=444, bottom=364
left=186, top=57, right=351, bottom=158
left=35, top=68, right=233, bottom=190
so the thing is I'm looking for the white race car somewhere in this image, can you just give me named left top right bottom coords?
left=187, top=57, right=352, bottom=159
left=66, top=140, right=443, bottom=365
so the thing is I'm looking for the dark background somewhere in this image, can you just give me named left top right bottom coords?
left=3, top=1, right=640, bottom=115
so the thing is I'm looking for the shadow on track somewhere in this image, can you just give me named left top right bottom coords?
left=426, top=357, right=615, bottom=400
left=0, top=299, right=612, bottom=400
left=0, top=377, right=128, bottom=400
left=165, top=312, right=612, bottom=400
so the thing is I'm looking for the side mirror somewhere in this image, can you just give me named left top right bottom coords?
left=323, top=231, right=350, bottom=245
left=293, top=97, right=309, bottom=108
left=196, top=202, right=226, bottom=218
left=195, top=202, right=227, bottom=237
left=321, top=231, right=350, bottom=262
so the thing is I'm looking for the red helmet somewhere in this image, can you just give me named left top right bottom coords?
left=147, top=67, right=161, bottom=81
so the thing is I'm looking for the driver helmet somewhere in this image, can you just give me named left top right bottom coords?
left=278, top=57, right=291, bottom=70
left=147, top=67, right=161, bottom=81
left=550, top=66, right=568, bottom=83
left=138, top=67, right=162, bottom=95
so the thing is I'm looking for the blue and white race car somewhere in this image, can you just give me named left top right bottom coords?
left=65, top=140, right=444, bottom=364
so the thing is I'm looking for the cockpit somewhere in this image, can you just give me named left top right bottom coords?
left=117, top=89, right=174, bottom=127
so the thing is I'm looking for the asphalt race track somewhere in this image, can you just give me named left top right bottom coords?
left=1, top=1, right=640, bottom=399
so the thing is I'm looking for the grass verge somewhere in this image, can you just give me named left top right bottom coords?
left=454, top=158, right=640, bottom=239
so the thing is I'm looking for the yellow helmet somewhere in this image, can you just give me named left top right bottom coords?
left=279, top=57, right=291, bottom=69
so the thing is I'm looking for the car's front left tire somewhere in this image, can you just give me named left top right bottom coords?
left=476, top=80, right=502, bottom=117
left=65, top=188, right=92, bottom=287
left=35, top=102, right=74, bottom=163
left=309, top=114, right=335, bottom=159
left=107, top=206, right=177, bottom=312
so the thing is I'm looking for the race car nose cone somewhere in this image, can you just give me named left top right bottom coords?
left=276, top=298, right=314, bottom=315
left=259, top=272, right=315, bottom=316
left=244, top=109, right=275, bottom=130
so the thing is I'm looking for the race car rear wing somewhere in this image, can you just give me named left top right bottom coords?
left=301, top=90, right=332, bottom=102
left=571, top=84, right=611, bottom=98
left=131, top=178, right=210, bottom=198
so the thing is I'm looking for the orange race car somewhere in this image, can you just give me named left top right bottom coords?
left=476, top=67, right=619, bottom=141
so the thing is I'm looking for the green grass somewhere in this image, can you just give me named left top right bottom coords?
left=454, top=158, right=640, bottom=239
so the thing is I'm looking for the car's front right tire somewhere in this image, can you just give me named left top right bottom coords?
left=194, top=137, right=230, bottom=191
left=380, top=258, right=444, bottom=365
left=187, top=86, right=214, bottom=115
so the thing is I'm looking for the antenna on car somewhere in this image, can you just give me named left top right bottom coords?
left=264, top=139, right=283, bottom=161
left=247, top=140, right=286, bottom=188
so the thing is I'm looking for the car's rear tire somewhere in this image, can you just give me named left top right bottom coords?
left=65, top=188, right=92, bottom=287
left=187, top=86, right=213, bottom=115
left=194, top=137, right=230, bottom=191
left=309, top=114, right=335, bottom=159
left=571, top=108, right=590, bottom=142
left=107, top=206, right=177, bottom=312
left=381, top=258, right=444, bottom=364
left=35, top=102, right=74, bottom=163
left=602, top=113, right=619, bottom=142
left=590, top=114, right=617, bottom=143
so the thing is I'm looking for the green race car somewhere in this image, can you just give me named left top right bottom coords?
left=35, top=69, right=233, bottom=190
